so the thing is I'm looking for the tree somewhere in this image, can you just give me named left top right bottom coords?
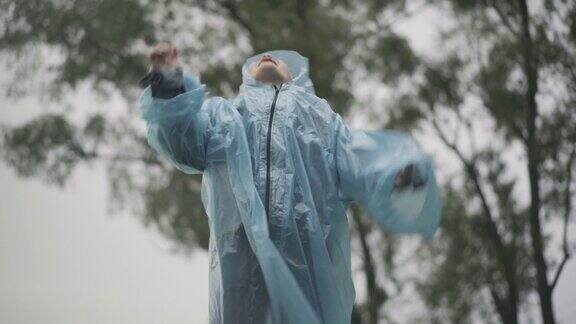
left=368, top=1, right=576, bottom=323
left=0, top=0, right=356, bottom=250
left=1, top=0, right=574, bottom=323
left=0, top=0, right=398, bottom=321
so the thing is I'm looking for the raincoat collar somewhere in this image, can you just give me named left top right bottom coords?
left=241, top=50, right=316, bottom=95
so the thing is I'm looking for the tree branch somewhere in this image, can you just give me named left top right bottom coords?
left=490, top=288, right=507, bottom=323
left=215, top=0, right=256, bottom=38
left=483, top=1, right=522, bottom=38
left=295, top=0, right=307, bottom=21
left=430, top=117, right=506, bottom=254
left=430, top=111, right=519, bottom=319
left=550, top=145, right=576, bottom=290
left=73, top=142, right=164, bottom=168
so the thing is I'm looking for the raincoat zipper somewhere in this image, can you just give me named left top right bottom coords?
left=264, top=84, right=281, bottom=223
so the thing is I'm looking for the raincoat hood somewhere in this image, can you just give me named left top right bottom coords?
left=241, top=50, right=316, bottom=95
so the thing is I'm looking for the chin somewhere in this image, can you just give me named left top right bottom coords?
left=258, top=63, right=281, bottom=74
left=254, top=66, right=284, bottom=83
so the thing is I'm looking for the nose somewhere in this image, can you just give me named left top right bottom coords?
left=263, top=54, right=272, bottom=59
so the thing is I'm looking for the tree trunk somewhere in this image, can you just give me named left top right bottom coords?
left=517, top=1, right=556, bottom=323
left=352, top=205, right=386, bottom=324
left=490, top=288, right=520, bottom=324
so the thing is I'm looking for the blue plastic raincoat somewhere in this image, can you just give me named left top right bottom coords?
left=140, top=50, right=442, bottom=324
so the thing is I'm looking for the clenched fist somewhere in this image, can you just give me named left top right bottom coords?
left=149, top=42, right=180, bottom=70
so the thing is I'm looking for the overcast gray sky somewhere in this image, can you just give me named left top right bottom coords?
left=0, top=161, right=209, bottom=324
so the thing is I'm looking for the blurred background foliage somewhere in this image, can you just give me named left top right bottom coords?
left=1, top=0, right=575, bottom=323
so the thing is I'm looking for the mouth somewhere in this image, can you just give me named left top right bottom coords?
left=258, top=56, right=277, bottom=66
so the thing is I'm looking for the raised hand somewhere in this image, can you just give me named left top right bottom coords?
left=149, top=42, right=180, bottom=70
left=394, top=164, right=427, bottom=191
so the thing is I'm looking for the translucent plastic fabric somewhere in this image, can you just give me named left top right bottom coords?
left=140, top=50, right=442, bottom=324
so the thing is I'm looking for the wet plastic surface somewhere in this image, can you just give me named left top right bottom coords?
left=140, top=50, right=442, bottom=324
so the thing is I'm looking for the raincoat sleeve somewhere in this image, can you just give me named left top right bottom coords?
left=332, top=112, right=442, bottom=237
left=139, top=72, right=212, bottom=174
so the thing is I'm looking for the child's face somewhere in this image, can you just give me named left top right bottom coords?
left=249, top=54, right=291, bottom=84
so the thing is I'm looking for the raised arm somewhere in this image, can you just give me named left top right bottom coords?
left=139, top=43, right=214, bottom=174
left=332, top=111, right=442, bottom=237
